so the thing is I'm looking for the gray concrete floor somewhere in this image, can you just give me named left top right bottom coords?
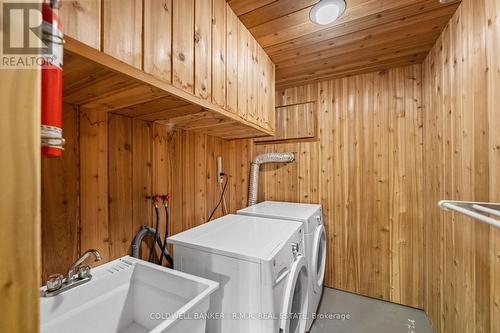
left=310, top=288, right=433, bottom=333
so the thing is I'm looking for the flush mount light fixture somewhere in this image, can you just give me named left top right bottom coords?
left=309, top=0, right=346, bottom=25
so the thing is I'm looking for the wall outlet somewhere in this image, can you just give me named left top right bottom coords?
left=217, top=156, right=223, bottom=183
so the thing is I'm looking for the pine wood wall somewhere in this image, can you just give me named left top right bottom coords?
left=422, top=0, right=500, bottom=332
left=41, top=107, right=252, bottom=281
left=261, top=64, right=425, bottom=308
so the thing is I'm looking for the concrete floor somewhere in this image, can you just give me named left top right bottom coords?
left=310, top=288, right=433, bottom=333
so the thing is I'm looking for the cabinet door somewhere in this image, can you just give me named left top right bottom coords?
left=60, top=0, right=101, bottom=49
left=103, top=0, right=142, bottom=68
left=144, top=0, right=172, bottom=82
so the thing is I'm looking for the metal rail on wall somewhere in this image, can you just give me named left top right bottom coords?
left=438, top=200, right=500, bottom=228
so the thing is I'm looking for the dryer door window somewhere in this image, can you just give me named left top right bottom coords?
left=311, top=225, right=327, bottom=293
left=280, top=255, right=308, bottom=333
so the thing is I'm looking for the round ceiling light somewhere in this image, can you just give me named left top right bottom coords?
left=309, top=0, right=346, bottom=25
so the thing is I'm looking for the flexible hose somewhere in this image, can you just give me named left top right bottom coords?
left=131, top=226, right=171, bottom=261
left=247, top=152, right=295, bottom=206
left=148, top=204, right=160, bottom=263
left=159, top=205, right=171, bottom=266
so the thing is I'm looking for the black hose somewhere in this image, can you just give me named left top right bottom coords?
left=148, top=203, right=160, bottom=263
left=159, top=204, right=173, bottom=267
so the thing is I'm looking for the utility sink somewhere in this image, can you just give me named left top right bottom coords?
left=40, top=256, right=218, bottom=333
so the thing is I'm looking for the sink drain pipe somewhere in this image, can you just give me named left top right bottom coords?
left=247, top=152, right=295, bottom=206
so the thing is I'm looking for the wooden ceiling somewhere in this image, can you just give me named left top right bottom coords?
left=227, top=0, right=461, bottom=88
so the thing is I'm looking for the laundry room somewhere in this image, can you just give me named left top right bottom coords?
left=1, top=0, right=499, bottom=332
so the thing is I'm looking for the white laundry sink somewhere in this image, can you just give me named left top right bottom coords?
left=40, top=256, right=218, bottom=333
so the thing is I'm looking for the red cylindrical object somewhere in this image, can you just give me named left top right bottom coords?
left=41, top=1, right=64, bottom=157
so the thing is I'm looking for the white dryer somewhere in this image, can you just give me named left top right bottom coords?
left=167, top=214, right=309, bottom=333
left=238, top=201, right=326, bottom=332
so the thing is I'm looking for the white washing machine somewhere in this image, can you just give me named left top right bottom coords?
left=167, top=214, right=309, bottom=333
left=237, top=201, right=326, bottom=332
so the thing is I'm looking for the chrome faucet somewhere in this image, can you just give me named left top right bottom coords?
left=42, top=249, right=102, bottom=297
left=67, top=249, right=102, bottom=283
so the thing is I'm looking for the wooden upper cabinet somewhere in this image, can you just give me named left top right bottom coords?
left=103, top=0, right=143, bottom=69
left=60, top=0, right=275, bottom=135
left=59, top=0, right=101, bottom=49
left=144, top=0, right=172, bottom=83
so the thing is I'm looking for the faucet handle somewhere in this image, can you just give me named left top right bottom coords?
left=77, top=264, right=92, bottom=280
left=46, top=274, right=63, bottom=292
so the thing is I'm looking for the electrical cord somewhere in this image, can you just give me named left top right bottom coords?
left=148, top=197, right=160, bottom=263
left=207, top=173, right=228, bottom=222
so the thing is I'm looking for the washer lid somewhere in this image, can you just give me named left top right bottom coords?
left=167, top=214, right=302, bottom=262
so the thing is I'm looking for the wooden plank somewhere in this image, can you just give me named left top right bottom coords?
left=194, top=0, right=212, bottom=99
left=237, top=20, right=249, bottom=119
left=144, top=0, right=172, bottom=82
left=103, top=0, right=142, bottom=68
left=172, top=0, right=195, bottom=93
left=60, top=0, right=101, bottom=49
left=132, top=119, right=153, bottom=260
left=108, top=115, right=133, bottom=260
left=212, top=0, right=227, bottom=107
left=0, top=66, right=41, bottom=333
left=41, top=104, right=79, bottom=282
left=79, top=109, right=109, bottom=262
left=226, top=6, right=239, bottom=113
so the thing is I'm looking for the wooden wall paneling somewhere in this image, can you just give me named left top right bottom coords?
left=204, top=135, right=223, bottom=220
left=108, top=115, right=133, bottom=260
left=258, top=66, right=424, bottom=308
left=79, top=109, right=109, bottom=262
left=486, top=0, right=500, bottom=330
left=144, top=0, right=172, bottom=82
left=212, top=0, right=227, bottom=107
left=172, top=0, right=195, bottom=93
left=422, top=1, right=500, bottom=332
left=226, top=6, right=239, bottom=113
left=194, top=0, right=212, bottom=99
left=131, top=119, right=153, bottom=259
left=237, top=20, right=249, bottom=119
left=60, top=0, right=101, bottom=49
left=41, top=104, right=79, bottom=282
left=166, top=129, right=184, bottom=238
left=103, top=0, right=142, bottom=68
left=223, top=139, right=253, bottom=212
left=193, top=132, right=208, bottom=226
left=151, top=123, right=171, bottom=259
left=0, top=67, right=41, bottom=333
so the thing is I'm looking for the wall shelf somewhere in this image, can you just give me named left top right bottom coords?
left=63, top=36, right=274, bottom=140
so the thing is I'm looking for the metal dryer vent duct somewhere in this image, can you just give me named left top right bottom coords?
left=247, top=152, right=295, bottom=206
